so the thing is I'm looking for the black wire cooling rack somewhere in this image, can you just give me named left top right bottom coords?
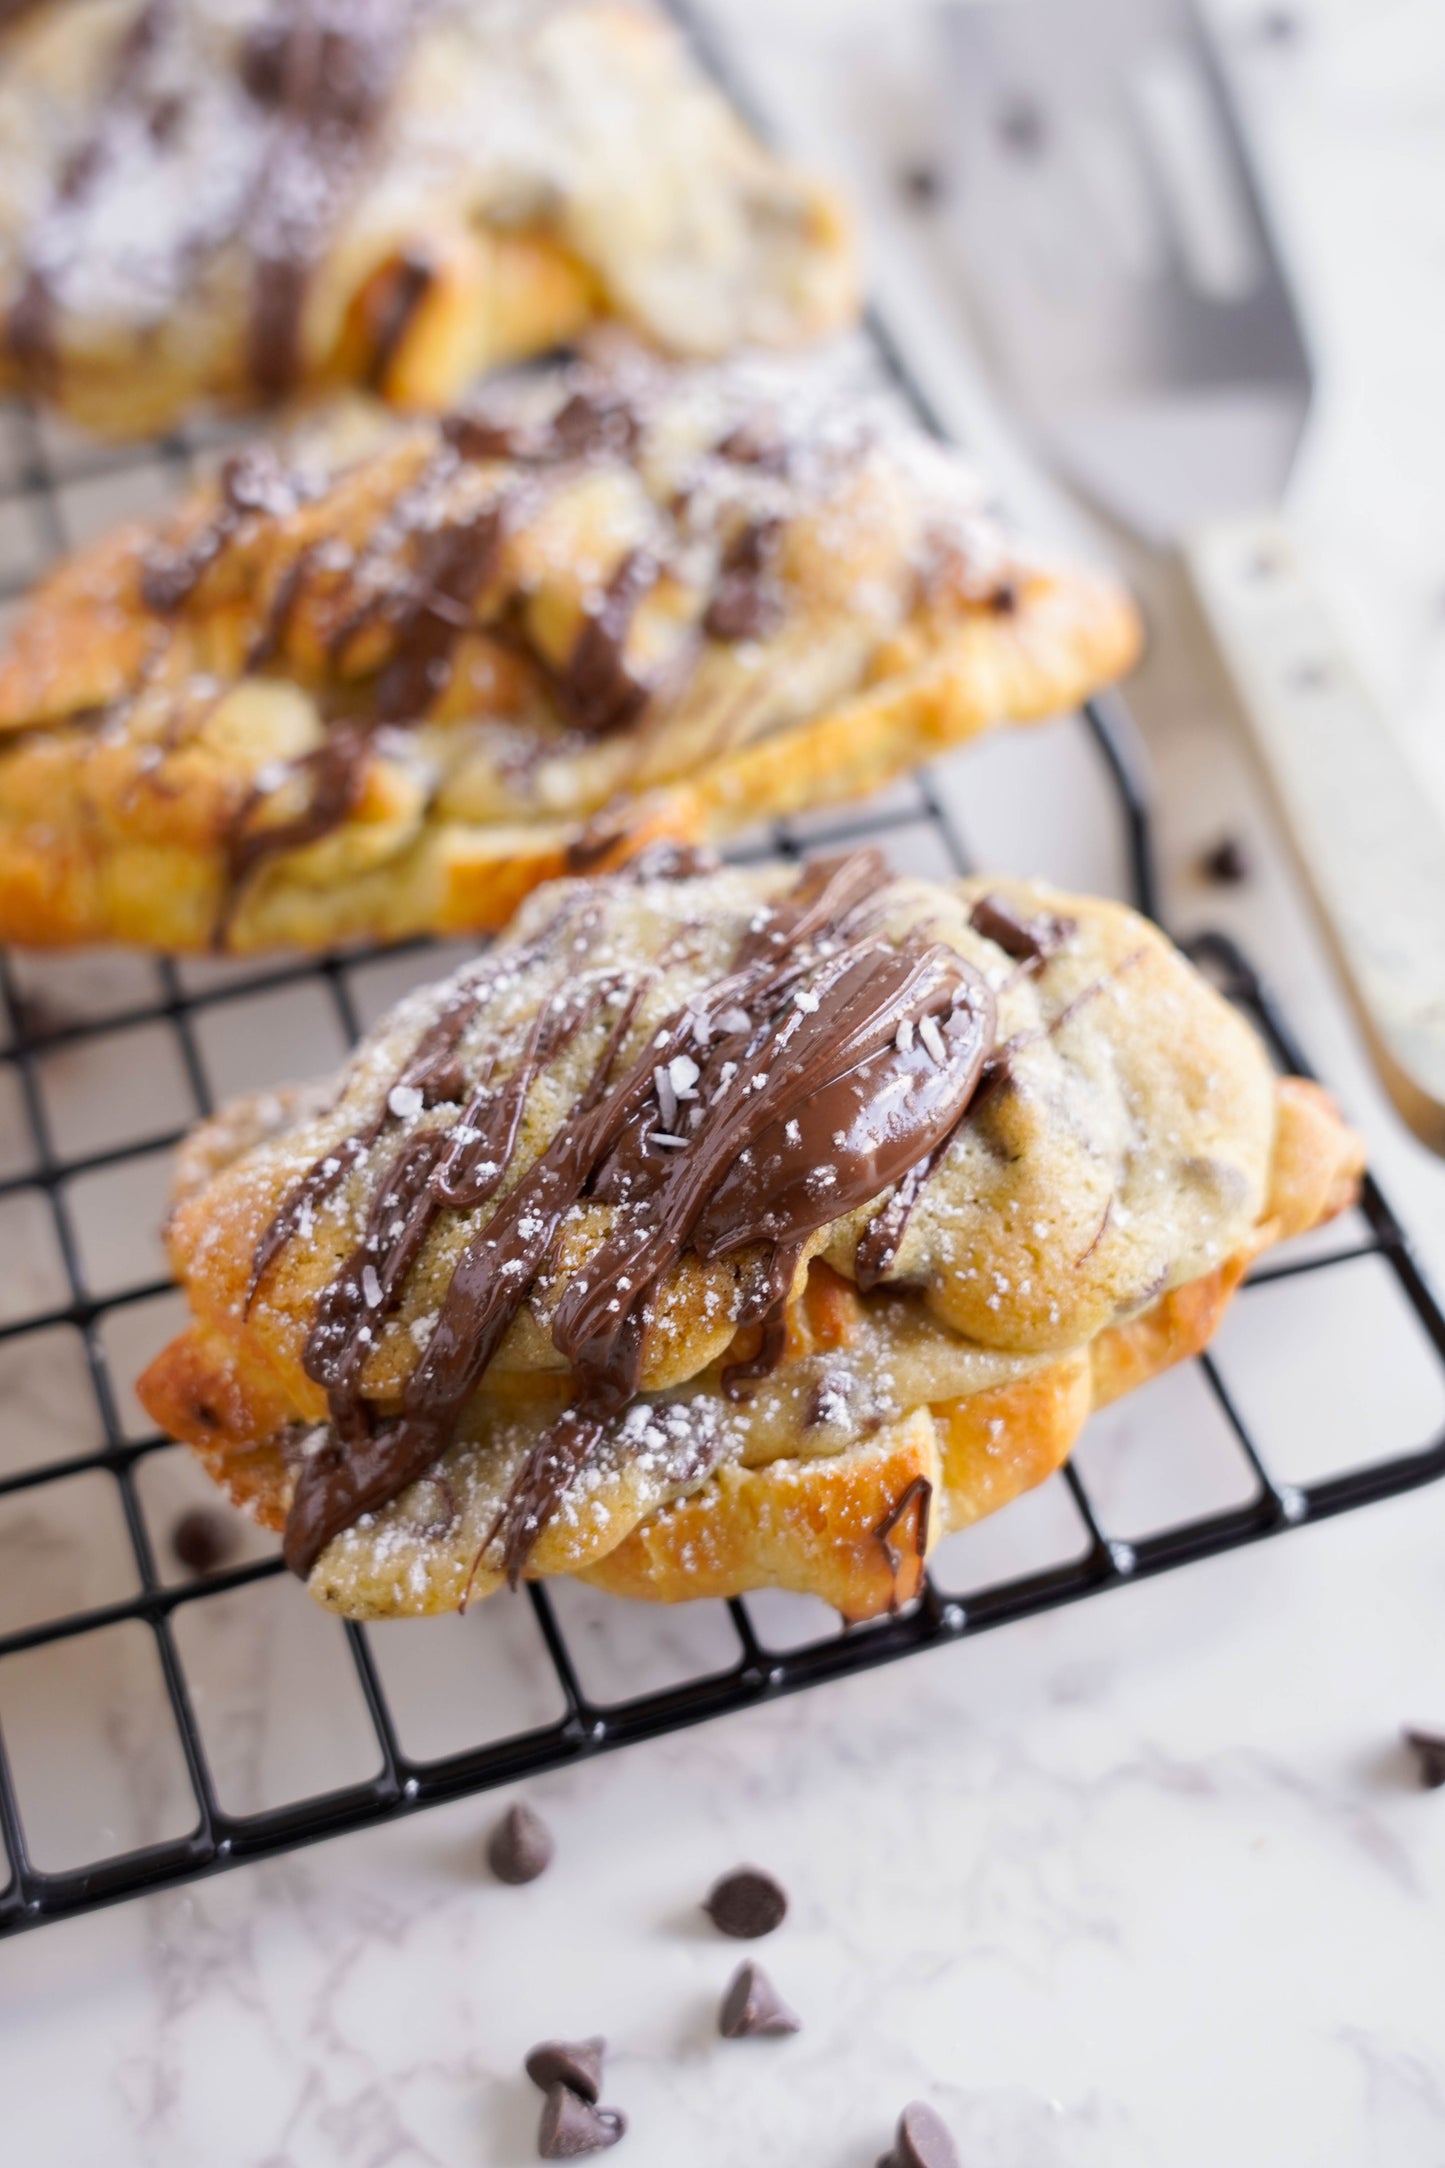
left=1, top=33, right=1444, bottom=1947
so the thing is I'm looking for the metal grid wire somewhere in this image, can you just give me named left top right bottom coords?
left=0, top=84, right=1443, bottom=1934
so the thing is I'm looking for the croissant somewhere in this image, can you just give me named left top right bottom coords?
left=137, top=849, right=1364, bottom=1620
left=0, top=0, right=856, bottom=435
left=0, top=345, right=1140, bottom=953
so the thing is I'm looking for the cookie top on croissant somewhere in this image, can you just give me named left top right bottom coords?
left=0, top=0, right=856, bottom=434
left=0, top=344, right=1140, bottom=954
left=137, top=850, right=1364, bottom=1618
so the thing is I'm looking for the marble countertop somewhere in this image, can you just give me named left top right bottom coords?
left=4, top=4, right=1445, bottom=2163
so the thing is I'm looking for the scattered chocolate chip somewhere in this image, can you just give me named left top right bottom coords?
left=898, top=160, right=946, bottom=208
left=1403, top=1727, right=1445, bottom=1789
left=170, top=1507, right=236, bottom=1576
left=488, top=1802, right=555, bottom=1884
left=879, top=2100, right=961, bottom=2168
left=1199, top=835, right=1250, bottom=886
left=995, top=94, right=1048, bottom=156
left=703, top=1865, right=788, bottom=1939
left=1254, top=7, right=1301, bottom=41
left=718, top=1961, right=801, bottom=2039
left=537, top=2084, right=626, bottom=2158
left=526, top=2038, right=606, bottom=2104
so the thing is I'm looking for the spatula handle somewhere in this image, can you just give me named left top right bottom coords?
left=1186, top=513, right=1445, bottom=1150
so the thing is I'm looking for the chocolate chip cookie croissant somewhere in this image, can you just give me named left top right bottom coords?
left=0, top=0, right=856, bottom=436
left=0, top=346, right=1140, bottom=955
left=137, top=850, right=1364, bottom=1621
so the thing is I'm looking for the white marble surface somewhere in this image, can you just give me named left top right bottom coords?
left=4, top=4, right=1445, bottom=2163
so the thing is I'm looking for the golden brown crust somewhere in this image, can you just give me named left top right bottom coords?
left=0, top=352, right=1141, bottom=955
left=581, top=1410, right=946, bottom=1621
left=583, top=1082, right=1368, bottom=1619
left=141, top=1075, right=1360, bottom=1621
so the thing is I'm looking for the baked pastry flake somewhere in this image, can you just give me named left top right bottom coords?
left=135, top=850, right=1365, bottom=1620
left=0, top=0, right=857, bottom=434
left=0, top=346, right=1142, bottom=953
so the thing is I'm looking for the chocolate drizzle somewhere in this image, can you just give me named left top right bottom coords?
left=5, top=1, right=415, bottom=398
left=246, top=2, right=416, bottom=399
left=560, top=549, right=659, bottom=736
left=703, top=518, right=785, bottom=644
left=364, top=250, right=434, bottom=390
left=371, top=495, right=514, bottom=725
left=143, top=446, right=314, bottom=616
left=245, top=932, right=565, bottom=1313
left=5, top=0, right=174, bottom=379
left=264, top=852, right=999, bottom=1583
left=218, top=721, right=369, bottom=947
left=855, top=1134, right=955, bottom=1293
left=443, top=388, right=642, bottom=470
left=90, top=346, right=877, bottom=933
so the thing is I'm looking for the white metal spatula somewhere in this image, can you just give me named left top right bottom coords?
left=941, top=0, right=1445, bottom=1148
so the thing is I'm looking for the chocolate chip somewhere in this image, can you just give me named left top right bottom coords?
left=488, top=1802, right=555, bottom=1884
left=1254, top=8, right=1301, bottom=41
left=1199, top=835, right=1250, bottom=885
left=718, top=1961, right=801, bottom=2039
left=537, top=2084, right=626, bottom=2158
left=879, top=2101, right=960, bottom=2168
left=703, top=1865, right=787, bottom=1939
left=898, top=161, right=946, bottom=208
left=995, top=94, right=1048, bottom=156
left=170, top=1507, right=236, bottom=1576
left=526, top=2038, right=606, bottom=2104
left=713, top=417, right=791, bottom=476
left=1403, top=1727, right=1445, bottom=1789
left=969, top=892, right=1073, bottom=964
